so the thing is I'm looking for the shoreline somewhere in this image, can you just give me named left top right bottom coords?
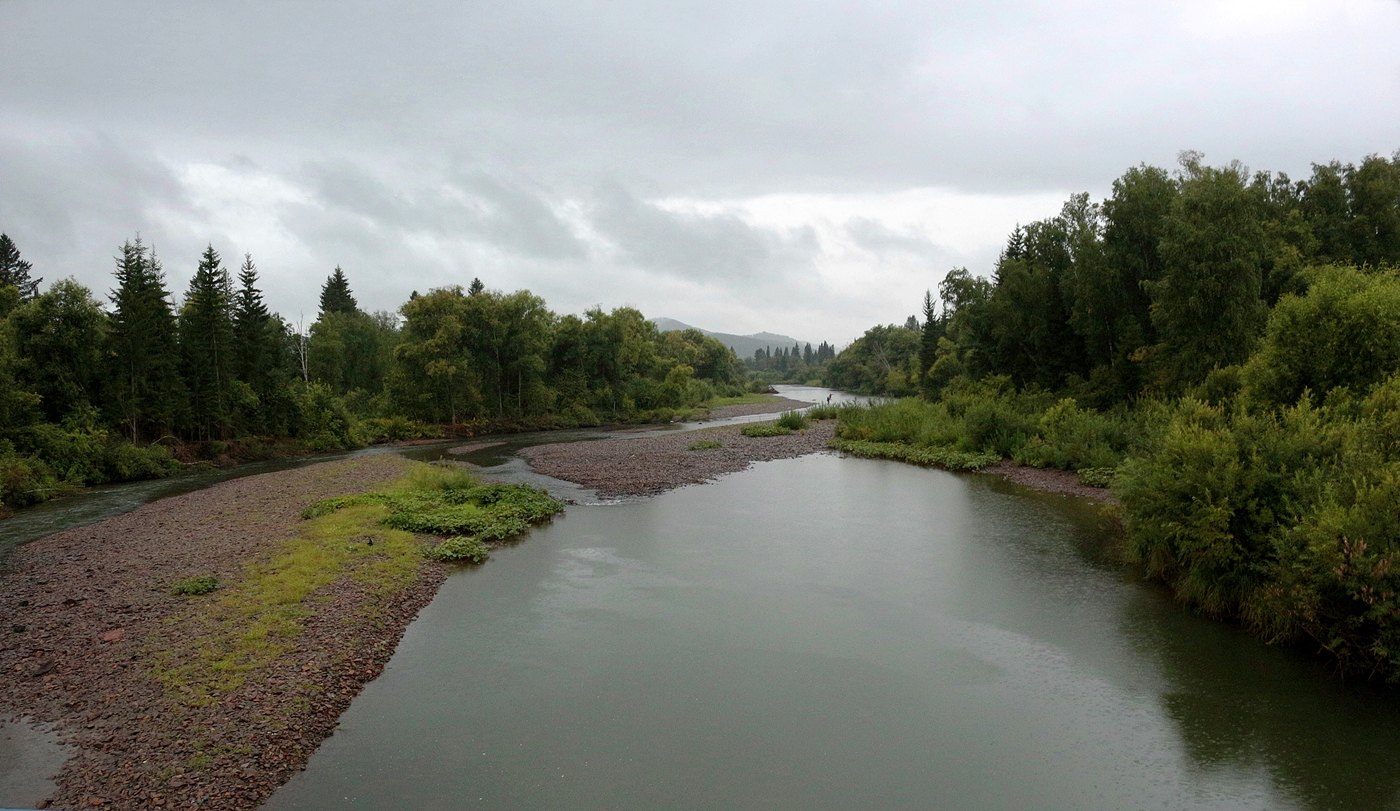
left=0, top=454, right=447, bottom=811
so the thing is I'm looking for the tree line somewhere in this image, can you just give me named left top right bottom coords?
left=833, top=149, right=1400, bottom=679
left=831, top=150, right=1400, bottom=401
left=0, top=236, right=743, bottom=510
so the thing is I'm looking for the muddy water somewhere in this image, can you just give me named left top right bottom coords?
left=264, top=453, right=1400, bottom=811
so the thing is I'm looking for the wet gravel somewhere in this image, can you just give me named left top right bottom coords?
left=981, top=460, right=1120, bottom=505
left=521, top=420, right=837, bottom=498
left=0, top=454, right=450, bottom=811
left=703, top=397, right=810, bottom=419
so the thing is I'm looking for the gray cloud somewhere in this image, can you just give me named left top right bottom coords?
left=591, top=185, right=818, bottom=283
left=846, top=218, right=945, bottom=259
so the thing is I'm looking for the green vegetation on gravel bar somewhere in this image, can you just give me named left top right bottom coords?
left=829, top=438, right=998, bottom=471
left=170, top=575, right=221, bottom=596
left=740, top=424, right=792, bottom=437
left=302, top=463, right=564, bottom=562
left=688, top=439, right=722, bottom=450
left=776, top=410, right=809, bottom=431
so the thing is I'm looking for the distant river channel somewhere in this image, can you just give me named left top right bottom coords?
left=263, top=431, right=1400, bottom=810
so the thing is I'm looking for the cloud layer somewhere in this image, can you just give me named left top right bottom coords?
left=1, top=0, right=1397, bottom=342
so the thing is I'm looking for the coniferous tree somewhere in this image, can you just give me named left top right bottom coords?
left=233, top=254, right=271, bottom=384
left=918, top=290, right=942, bottom=397
left=106, top=237, right=185, bottom=442
left=0, top=234, right=40, bottom=299
left=319, top=266, right=358, bottom=316
left=468, top=277, right=485, bottom=296
left=180, top=245, right=236, bottom=439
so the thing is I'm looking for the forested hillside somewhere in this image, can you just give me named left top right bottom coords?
left=834, top=150, right=1400, bottom=678
left=0, top=238, right=742, bottom=512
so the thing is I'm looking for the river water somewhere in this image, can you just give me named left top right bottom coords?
left=263, top=451, right=1400, bottom=810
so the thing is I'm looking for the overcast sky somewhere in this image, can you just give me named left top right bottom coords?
left=1, top=0, right=1397, bottom=345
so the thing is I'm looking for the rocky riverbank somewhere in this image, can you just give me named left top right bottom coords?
left=0, top=454, right=447, bottom=811
left=520, top=420, right=837, bottom=498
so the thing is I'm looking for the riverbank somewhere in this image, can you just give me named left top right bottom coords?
left=0, top=454, right=447, bottom=811
left=520, top=420, right=837, bottom=498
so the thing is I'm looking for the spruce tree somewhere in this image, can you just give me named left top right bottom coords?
left=106, top=237, right=186, bottom=442
left=919, top=289, right=942, bottom=397
left=319, top=266, right=358, bottom=315
left=0, top=234, right=40, bottom=299
left=468, top=277, right=485, bottom=296
left=231, top=254, right=268, bottom=386
left=179, top=245, right=236, bottom=439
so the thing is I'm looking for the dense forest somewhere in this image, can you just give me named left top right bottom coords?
left=833, top=150, right=1400, bottom=679
left=0, top=236, right=747, bottom=512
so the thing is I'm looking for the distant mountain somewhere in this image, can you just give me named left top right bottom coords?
left=651, top=318, right=815, bottom=359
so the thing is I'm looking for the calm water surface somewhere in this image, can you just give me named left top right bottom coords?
left=265, top=454, right=1400, bottom=811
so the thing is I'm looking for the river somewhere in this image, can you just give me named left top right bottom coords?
left=263, top=438, right=1400, bottom=809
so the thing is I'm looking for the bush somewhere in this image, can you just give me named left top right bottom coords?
left=171, top=575, right=221, bottom=596
left=425, top=536, right=490, bottom=563
left=688, top=439, right=722, bottom=450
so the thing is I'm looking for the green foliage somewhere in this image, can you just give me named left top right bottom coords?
left=804, top=403, right=845, bottom=421
left=105, top=237, right=186, bottom=442
left=0, top=234, right=40, bottom=299
left=1077, top=467, right=1117, bottom=488
left=688, top=439, right=722, bottom=450
left=318, top=266, right=358, bottom=316
left=1151, top=157, right=1268, bottom=390
left=1242, top=265, right=1400, bottom=408
left=179, top=245, right=237, bottom=440
left=303, top=463, right=563, bottom=564
left=9, top=278, right=106, bottom=423
left=826, top=323, right=921, bottom=395
left=171, top=575, right=221, bottom=596
left=424, top=536, right=490, bottom=563
left=829, top=439, right=998, bottom=471
left=740, top=424, right=792, bottom=437
left=775, top=410, right=809, bottom=431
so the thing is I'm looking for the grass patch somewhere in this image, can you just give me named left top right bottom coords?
left=151, top=501, right=424, bottom=704
left=741, top=423, right=793, bottom=437
left=708, top=392, right=778, bottom=408
left=829, top=438, right=998, bottom=471
left=688, top=439, right=723, bottom=450
left=170, top=575, right=221, bottom=596
left=776, top=410, right=809, bottom=431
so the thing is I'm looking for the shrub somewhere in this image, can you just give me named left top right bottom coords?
left=171, top=576, right=221, bottom=596
left=776, top=410, right=809, bottom=431
left=425, top=536, right=490, bottom=564
left=688, top=439, right=722, bottom=450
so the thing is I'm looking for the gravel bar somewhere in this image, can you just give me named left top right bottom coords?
left=0, top=454, right=449, bottom=811
left=980, top=459, right=1120, bottom=505
left=703, top=397, right=811, bottom=419
left=521, top=420, right=837, bottom=498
